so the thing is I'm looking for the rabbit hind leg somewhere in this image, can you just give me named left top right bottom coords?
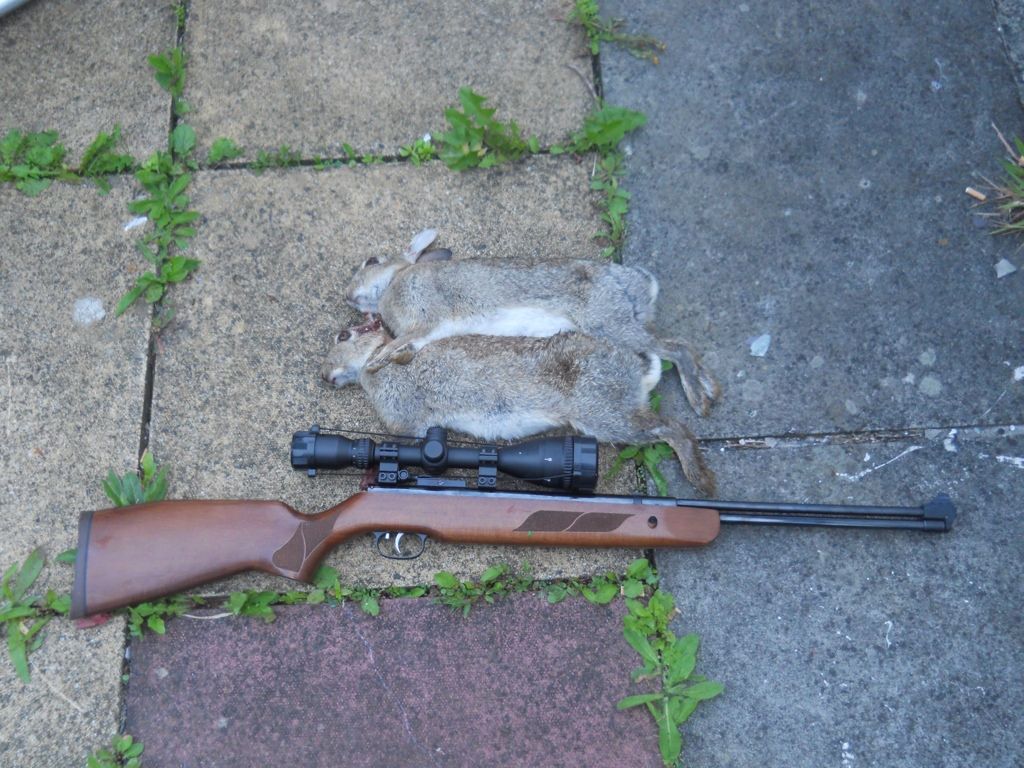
left=576, top=410, right=716, bottom=496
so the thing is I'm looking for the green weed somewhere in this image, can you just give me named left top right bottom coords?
left=554, top=102, right=647, bottom=156
left=0, top=127, right=134, bottom=196
left=85, top=733, right=144, bottom=768
left=206, top=137, right=244, bottom=166
left=77, top=126, right=135, bottom=194
left=102, top=449, right=168, bottom=507
left=126, top=595, right=197, bottom=637
left=980, top=130, right=1024, bottom=237
left=399, top=135, right=438, bottom=166
left=568, top=0, right=666, bottom=63
left=116, top=137, right=200, bottom=319
left=0, top=129, right=75, bottom=196
left=433, top=564, right=536, bottom=616
left=1, top=549, right=68, bottom=683
left=618, top=584, right=722, bottom=767
left=438, top=88, right=540, bottom=171
left=148, top=47, right=189, bottom=117
left=252, top=144, right=302, bottom=174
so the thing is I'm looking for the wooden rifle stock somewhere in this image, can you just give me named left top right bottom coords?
left=70, top=487, right=719, bottom=618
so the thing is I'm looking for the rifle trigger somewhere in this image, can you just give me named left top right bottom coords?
left=373, top=531, right=428, bottom=560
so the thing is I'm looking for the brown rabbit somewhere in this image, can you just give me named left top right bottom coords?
left=321, top=323, right=716, bottom=495
left=342, top=229, right=720, bottom=416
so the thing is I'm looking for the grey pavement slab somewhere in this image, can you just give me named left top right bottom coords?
left=125, top=595, right=660, bottom=768
left=0, top=0, right=176, bottom=160
left=183, top=0, right=594, bottom=158
left=0, top=618, right=127, bottom=767
left=658, top=427, right=1023, bottom=768
left=0, top=182, right=149, bottom=763
left=147, top=159, right=642, bottom=596
left=0, top=180, right=150, bottom=595
left=603, top=0, right=1024, bottom=438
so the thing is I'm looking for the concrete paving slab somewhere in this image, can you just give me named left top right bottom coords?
left=0, top=180, right=150, bottom=595
left=602, top=0, right=1024, bottom=438
left=0, top=617, right=127, bottom=767
left=147, top=159, right=642, bottom=597
left=0, top=181, right=148, bottom=765
left=657, top=426, right=1023, bottom=767
left=125, top=595, right=661, bottom=768
left=0, top=0, right=176, bottom=160
left=183, top=0, right=594, bottom=158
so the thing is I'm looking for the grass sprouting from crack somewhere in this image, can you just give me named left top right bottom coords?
left=567, top=0, right=666, bottom=63
left=977, top=125, right=1024, bottom=238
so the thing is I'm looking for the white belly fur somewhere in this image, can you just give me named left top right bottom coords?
left=412, top=307, right=577, bottom=352
left=445, top=411, right=563, bottom=441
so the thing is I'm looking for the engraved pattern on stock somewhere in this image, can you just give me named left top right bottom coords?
left=514, top=510, right=633, bottom=533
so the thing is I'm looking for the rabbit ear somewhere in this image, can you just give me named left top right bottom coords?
left=415, top=248, right=452, bottom=264
left=402, top=229, right=438, bottom=261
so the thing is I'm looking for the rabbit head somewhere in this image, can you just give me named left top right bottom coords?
left=344, top=228, right=452, bottom=312
left=321, top=316, right=389, bottom=387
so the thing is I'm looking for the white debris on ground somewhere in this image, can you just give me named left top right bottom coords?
left=72, top=297, right=106, bottom=326
left=995, top=258, right=1017, bottom=278
left=749, top=333, right=771, bottom=357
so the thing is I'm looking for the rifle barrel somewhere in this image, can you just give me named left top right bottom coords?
left=683, top=493, right=955, bottom=532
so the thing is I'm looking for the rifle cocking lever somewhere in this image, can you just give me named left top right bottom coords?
left=373, top=531, right=428, bottom=560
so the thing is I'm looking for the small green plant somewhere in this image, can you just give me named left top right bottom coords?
left=0, top=129, right=74, bottom=196
left=1, top=549, right=68, bottom=682
left=618, top=586, right=722, bottom=767
left=313, top=565, right=382, bottom=616
left=126, top=595, right=197, bottom=637
left=399, top=135, right=437, bottom=166
left=102, top=449, right=168, bottom=507
left=608, top=361, right=676, bottom=495
left=590, top=151, right=630, bottom=258
left=608, top=442, right=674, bottom=496
left=76, top=126, right=135, bottom=193
left=433, top=564, right=538, bottom=616
left=86, top=734, right=144, bottom=768
left=438, top=88, right=540, bottom=171
left=116, top=147, right=200, bottom=318
left=312, top=155, right=343, bottom=171
left=555, top=102, right=647, bottom=156
left=173, top=0, right=186, bottom=30
left=568, top=0, right=666, bottom=63
left=148, top=46, right=189, bottom=117
left=252, top=144, right=302, bottom=174
left=982, top=130, right=1024, bottom=236
left=227, top=590, right=281, bottom=622
left=206, top=137, right=244, bottom=166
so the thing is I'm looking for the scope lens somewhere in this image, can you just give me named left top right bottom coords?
left=497, top=436, right=598, bottom=493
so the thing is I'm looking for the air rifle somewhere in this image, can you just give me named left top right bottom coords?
left=68, top=426, right=955, bottom=618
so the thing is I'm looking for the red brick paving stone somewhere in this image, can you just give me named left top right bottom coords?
left=125, top=596, right=662, bottom=767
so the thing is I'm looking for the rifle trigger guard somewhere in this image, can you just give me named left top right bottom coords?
left=373, top=531, right=428, bottom=560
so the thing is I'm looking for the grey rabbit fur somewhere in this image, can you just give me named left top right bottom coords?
left=341, top=229, right=720, bottom=416
left=321, top=322, right=716, bottom=495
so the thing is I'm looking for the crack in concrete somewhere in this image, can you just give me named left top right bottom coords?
left=344, top=603, right=443, bottom=768
left=706, top=423, right=1022, bottom=450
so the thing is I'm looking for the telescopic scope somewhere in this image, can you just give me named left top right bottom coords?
left=291, top=425, right=598, bottom=493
